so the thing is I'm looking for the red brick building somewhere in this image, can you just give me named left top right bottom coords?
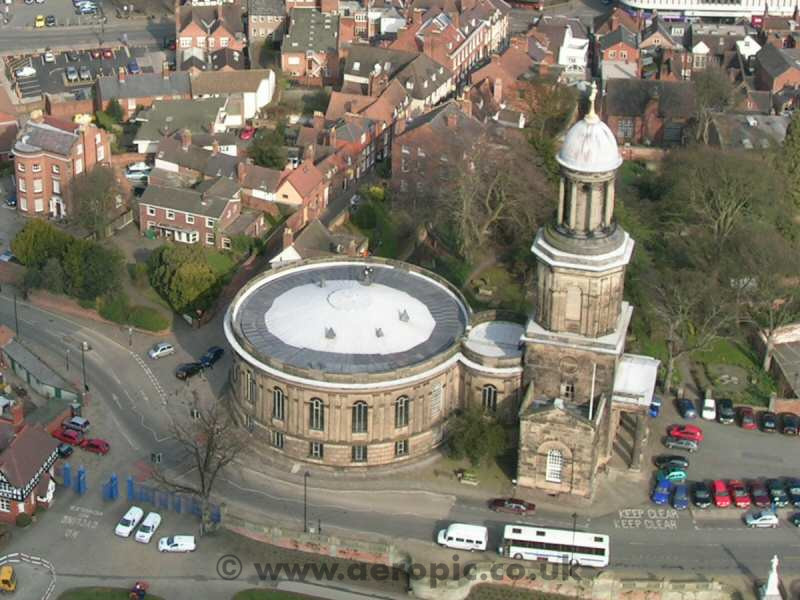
left=754, top=43, right=800, bottom=92
left=281, top=9, right=340, bottom=86
left=12, top=117, right=111, bottom=219
left=595, top=25, right=639, bottom=71
left=0, top=113, right=18, bottom=162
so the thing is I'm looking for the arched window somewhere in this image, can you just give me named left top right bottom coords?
left=395, top=396, right=409, bottom=428
left=352, top=401, right=368, bottom=433
left=309, top=398, right=324, bottom=431
left=482, top=384, right=497, bottom=412
left=272, top=387, right=285, bottom=421
left=545, top=449, right=564, bottom=483
left=247, top=372, right=257, bottom=405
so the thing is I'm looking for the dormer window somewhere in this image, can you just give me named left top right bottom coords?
left=353, top=61, right=360, bottom=71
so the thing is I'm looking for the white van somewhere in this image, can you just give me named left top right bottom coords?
left=437, top=523, right=488, bottom=551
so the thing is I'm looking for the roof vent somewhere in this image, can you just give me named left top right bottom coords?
left=375, top=327, right=383, bottom=338
left=325, top=327, right=336, bottom=339
left=399, top=309, right=409, bottom=322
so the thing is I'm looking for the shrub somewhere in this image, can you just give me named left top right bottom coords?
left=127, top=262, right=149, bottom=288
left=15, top=513, right=31, bottom=528
left=128, top=306, right=169, bottom=331
left=98, top=292, right=130, bottom=324
left=352, top=203, right=377, bottom=230
left=78, top=298, right=96, bottom=310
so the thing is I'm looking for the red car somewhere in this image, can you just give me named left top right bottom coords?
left=80, top=438, right=110, bottom=455
left=739, top=406, right=757, bottom=430
left=52, top=427, right=83, bottom=445
left=728, top=480, right=751, bottom=508
left=488, top=497, right=536, bottom=515
left=750, top=481, right=771, bottom=508
left=239, top=126, right=256, bottom=140
left=712, top=479, right=731, bottom=508
left=101, top=48, right=113, bottom=59
left=667, top=424, right=704, bottom=442
left=89, top=48, right=101, bottom=59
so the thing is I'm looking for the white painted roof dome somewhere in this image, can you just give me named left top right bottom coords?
left=556, top=84, right=622, bottom=174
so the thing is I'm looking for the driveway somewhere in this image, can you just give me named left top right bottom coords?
left=0, top=184, right=26, bottom=251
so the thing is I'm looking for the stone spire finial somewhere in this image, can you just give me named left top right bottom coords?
left=586, top=82, right=599, bottom=124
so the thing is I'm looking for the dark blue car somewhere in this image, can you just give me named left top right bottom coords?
left=652, top=479, right=672, bottom=505
left=672, top=483, right=689, bottom=510
left=677, top=398, right=697, bottom=419
left=200, top=346, right=225, bottom=368
left=127, top=60, right=141, bottom=75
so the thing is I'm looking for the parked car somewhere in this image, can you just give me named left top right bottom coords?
left=158, top=535, right=196, bottom=552
left=651, top=479, right=672, bottom=505
left=654, top=455, right=689, bottom=470
left=701, top=398, right=716, bottom=420
left=744, top=509, right=779, bottom=528
left=76, top=4, right=97, bottom=13
left=115, top=506, right=144, bottom=537
left=101, top=48, right=113, bottom=59
left=712, top=479, right=731, bottom=508
left=728, top=480, right=751, bottom=509
left=65, top=50, right=79, bottom=61
left=766, top=479, right=789, bottom=507
left=667, top=424, right=703, bottom=442
left=750, top=481, right=771, bottom=508
left=127, top=60, right=141, bottom=74
left=45, top=14, right=56, bottom=26
left=78, top=65, right=91, bottom=81
left=692, top=481, right=712, bottom=508
left=56, top=443, right=73, bottom=458
left=43, top=51, right=55, bottom=63
left=790, top=513, right=800, bottom=528
left=88, top=49, right=101, bottom=60
left=126, top=161, right=150, bottom=173
left=717, top=399, right=735, bottom=424
left=52, top=427, right=82, bottom=445
left=34, top=15, right=45, bottom=27
left=672, top=483, right=689, bottom=510
left=199, top=346, right=224, bottom=368
left=677, top=398, right=697, bottom=419
left=488, top=498, right=535, bottom=515
left=163, top=37, right=176, bottom=50
left=786, top=478, right=800, bottom=507
left=65, top=66, right=78, bottom=82
left=175, top=362, right=203, bottom=380
left=657, top=467, right=687, bottom=482
left=15, top=66, right=37, bottom=78
left=135, top=512, right=162, bottom=543
left=80, top=438, right=110, bottom=455
left=125, top=170, right=149, bottom=182
left=760, top=411, right=778, bottom=433
left=63, top=416, right=90, bottom=433
left=780, top=412, right=800, bottom=435
left=663, top=436, right=698, bottom=453
left=239, top=126, right=255, bottom=140
left=0, top=250, right=19, bottom=264
left=148, top=342, right=175, bottom=360
left=739, top=406, right=757, bottom=430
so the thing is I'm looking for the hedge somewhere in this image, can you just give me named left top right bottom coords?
left=128, top=306, right=170, bottom=332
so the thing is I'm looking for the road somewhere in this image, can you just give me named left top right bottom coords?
left=0, top=20, right=174, bottom=53
left=2, top=290, right=800, bottom=593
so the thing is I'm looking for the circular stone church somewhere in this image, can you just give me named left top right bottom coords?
left=224, top=259, right=525, bottom=467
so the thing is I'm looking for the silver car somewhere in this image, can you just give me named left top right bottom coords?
left=65, top=66, right=78, bottom=82
left=148, top=342, right=175, bottom=360
left=744, top=509, right=779, bottom=528
left=663, top=436, right=698, bottom=453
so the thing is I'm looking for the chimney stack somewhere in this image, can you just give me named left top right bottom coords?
left=118, top=66, right=126, bottom=83
left=282, top=226, right=294, bottom=249
left=211, top=140, right=220, bottom=155
left=162, top=62, right=171, bottom=80
left=180, top=128, right=191, bottom=151
left=493, top=77, right=503, bottom=104
left=445, top=113, right=458, bottom=128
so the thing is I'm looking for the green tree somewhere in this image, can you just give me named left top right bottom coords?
left=106, top=98, right=124, bottom=122
left=248, top=121, right=288, bottom=169
left=62, top=239, right=122, bottom=300
left=11, top=220, right=70, bottom=268
left=779, top=111, right=800, bottom=209
left=67, top=165, right=121, bottom=239
left=148, top=244, right=219, bottom=314
left=41, top=257, right=65, bottom=294
left=446, top=407, right=507, bottom=467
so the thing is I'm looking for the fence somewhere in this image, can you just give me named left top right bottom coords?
left=0, top=552, right=56, bottom=600
left=103, top=475, right=221, bottom=524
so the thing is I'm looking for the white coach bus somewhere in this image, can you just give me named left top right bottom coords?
left=499, top=525, right=610, bottom=568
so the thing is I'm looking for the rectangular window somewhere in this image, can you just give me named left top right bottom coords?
left=34, top=198, right=44, bottom=213
left=206, top=233, right=215, bottom=245
left=18, top=180, right=25, bottom=193
left=97, top=145, right=105, bottom=161
left=74, top=158, right=83, bottom=174
left=206, top=217, right=216, bottom=228
left=52, top=180, right=60, bottom=194
left=620, top=51, right=628, bottom=60
left=222, top=238, right=231, bottom=250
left=395, top=439, right=409, bottom=457
left=221, top=37, right=229, bottom=47
left=147, top=206, right=156, bottom=216
left=31, top=163, right=41, bottom=173
left=617, top=118, right=634, bottom=140
left=272, top=431, right=284, bottom=449
left=76, top=144, right=83, bottom=155
left=166, top=209, right=175, bottom=220
left=33, top=179, right=42, bottom=193
left=180, top=37, right=191, bottom=48
left=430, top=383, right=443, bottom=419
left=19, top=196, right=26, bottom=211
left=310, top=441, right=324, bottom=459
left=185, top=214, right=194, bottom=224
left=95, top=133, right=101, bottom=144
left=272, top=388, right=285, bottom=420
left=16, top=163, right=24, bottom=173
left=0, top=498, right=8, bottom=512
left=352, top=445, right=367, bottom=463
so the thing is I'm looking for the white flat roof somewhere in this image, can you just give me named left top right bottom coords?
left=464, top=321, right=524, bottom=358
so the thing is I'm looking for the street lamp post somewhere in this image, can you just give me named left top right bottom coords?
left=128, top=327, right=133, bottom=347
left=80, top=342, right=89, bottom=392
left=570, top=512, right=577, bottom=570
left=66, top=349, right=70, bottom=372
left=13, top=294, right=19, bottom=337
left=303, top=471, right=310, bottom=533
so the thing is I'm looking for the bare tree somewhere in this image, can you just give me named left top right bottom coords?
left=152, top=397, right=247, bottom=534
left=693, top=64, right=734, bottom=144
left=649, top=269, right=732, bottom=394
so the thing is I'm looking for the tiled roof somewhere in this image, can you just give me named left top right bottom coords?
left=178, top=4, right=244, bottom=36
left=97, top=72, right=191, bottom=101
left=756, top=43, right=800, bottom=79
left=192, top=69, right=273, bottom=95
left=238, top=162, right=282, bottom=191
left=4, top=340, right=72, bottom=390
left=249, top=0, right=283, bottom=16
left=283, top=161, right=324, bottom=197
left=0, top=425, right=58, bottom=489
left=222, top=208, right=262, bottom=235
left=134, top=98, right=226, bottom=141
left=210, top=47, right=246, bottom=70
left=156, top=136, right=242, bottom=177
left=600, top=25, right=638, bottom=51
left=14, top=121, right=77, bottom=156
left=604, top=79, right=696, bottom=119
left=395, top=53, right=451, bottom=100
left=343, top=45, right=418, bottom=80
left=139, top=182, right=232, bottom=218
left=0, top=121, right=18, bottom=154
left=282, top=9, right=339, bottom=54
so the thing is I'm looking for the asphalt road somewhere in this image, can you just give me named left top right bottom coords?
left=2, top=291, right=800, bottom=590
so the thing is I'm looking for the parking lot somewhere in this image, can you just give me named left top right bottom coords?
left=8, top=45, right=167, bottom=99
left=6, top=0, right=108, bottom=29
left=649, top=397, right=800, bottom=527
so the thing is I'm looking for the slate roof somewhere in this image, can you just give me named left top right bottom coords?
left=156, top=136, right=242, bottom=177
left=139, top=183, right=232, bottom=218
left=710, top=113, right=790, bottom=150
left=283, top=161, right=324, bottom=197
left=97, top=72, right=191, bottom=101
left=13, top=121, right=77, bottom=156
left=282, top=9, right=339, bottom=54
left=210, top=47, right=246, bottom=70
left=0, top=425, right=58, bottom=489
left=223, top=208, right=262, bottom=235
left=600, top=25, right=638, bottom=51
left=394, top=53, right=451, bottom=100
left=192, top=69, right=273, bottom=95
left=0, top=119, right=18, bottom=154
left=756, top=43, right=800, bottom=79
left=604, top=79, right=696, bottom=119
left=3, top=340, right=72, bottom=391
left=178, top=4, right=244, bottom=36
left=286, top=219, right=367, bottom=260
left=343, top=45, right=418, bottom=80
left=238, top=162, right=282, bottom=191
left=249, top=0, right=283, bottom=16
left=134, top=98, right=226, bottom=141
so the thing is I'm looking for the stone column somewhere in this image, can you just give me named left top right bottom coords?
left=603, top=181, right=614, bottom=226
left=557, top=179, right=565, bottom=224
left=629, top=413, right=647, bottom=472
left=568, top=181, right=578, bottom=230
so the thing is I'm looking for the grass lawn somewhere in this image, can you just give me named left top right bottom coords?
left=473, top=266, right=527, bottom=313
left=692, top=338, right=775, bottom=406
left=205, top=249, right=236, bottom=277
left=58, top=588, right=165, bottom=600
left=232, top=590, right=322, bottom=600
left=467, top=585, right=575, bottom=600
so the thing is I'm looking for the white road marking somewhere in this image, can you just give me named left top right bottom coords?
left=109, top=411, right=138, bottom=450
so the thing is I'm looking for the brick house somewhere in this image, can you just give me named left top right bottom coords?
left=177, top=2, right=246, bottom=70
left=276, top=159, right=329, bottom=223
left=596, top=25, right=639, bottom=72
left=153, top=133, right=242, bottom=180
left=247, top=0, right=286, bottom=57
left=639, top=17, right=690, bottom=80
left=603, top=79, right=695, bottom=146
left=270, top=218, right=368, bottom=267
left=236, top=161, right=283, bottom=216
left=281, top=9, right=340, bottom=86
left=12, top=117, right=111, bottom=219
left=593, top=7, right=640, bottom=37
left=0, top=113, right=18, bottom=162
left=0, top=424, right=59, bottom=524
left=754, top=43, right=800, bottom=92
left=95, top=69, right=192, bottom=119
left=469, top=45, right=534, bottom=107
